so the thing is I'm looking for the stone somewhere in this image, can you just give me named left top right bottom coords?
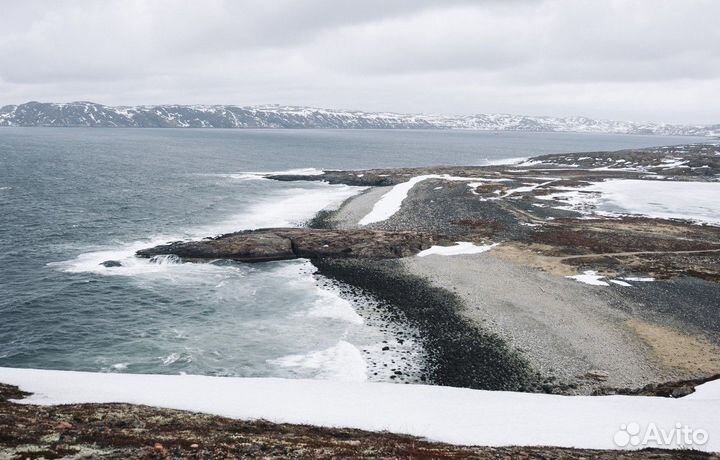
left=55, top=421, right=73, bottom=431
left=100, top=260, right=122, bottom=267
left=671, top=385, right=694, bottom=398
left=584, top=370, right=609, bottom=381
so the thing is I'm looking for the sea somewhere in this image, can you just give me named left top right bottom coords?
left=0, top=128, right=708, bottom=381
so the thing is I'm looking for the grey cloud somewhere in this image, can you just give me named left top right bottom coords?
left=0, top=0, right=478, bottom=83
left=308, top=1, right=720, bottom=82
left=0, top=0, right=717, bottom=124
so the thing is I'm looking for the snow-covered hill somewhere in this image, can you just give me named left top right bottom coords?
left=1, top=101, right=717, bottom=136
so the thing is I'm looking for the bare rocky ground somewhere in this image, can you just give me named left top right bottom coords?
left=1, top=384, right=717, bottom=460
left=274, top=142, right=720, bottom=395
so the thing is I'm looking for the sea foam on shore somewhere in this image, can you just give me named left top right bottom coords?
left=40, top=176, right=388, bottom=381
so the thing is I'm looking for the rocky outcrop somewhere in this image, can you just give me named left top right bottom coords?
left=136, top=228, right=433, bottom=262
left=592, top=374, right=720, bottom=398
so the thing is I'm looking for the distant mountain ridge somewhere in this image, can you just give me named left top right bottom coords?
left=1, top=101, right=717, bottom=136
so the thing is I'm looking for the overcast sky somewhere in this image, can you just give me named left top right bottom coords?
left=1, top=0, right=718, bottom=124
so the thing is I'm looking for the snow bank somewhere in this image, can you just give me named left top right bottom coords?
left=359, top=175, right=433, bottom=225
left=622, top=277, right=655, bottom=282
left=566, top=270, right=610, bottom=286
left=567, top=271, right=650, bottom=287
left=359, top=174, right=505, bottom=225
left=0, top=367, right=718, bottom=451
left=541, top=180, right=720, bottom=226
left=417, top=242, right=497, bottom=257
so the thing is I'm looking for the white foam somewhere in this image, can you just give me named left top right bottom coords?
left=280, top=261, right=364, bottom=325
left=45, top=182, right=370, bottom=382
left=237, top=168, right=326, bottom=178
left=307, top=289, right=364, bottom=324
left=417, top=242, right=497, bottom=257
left=47, top=235, right=187, bottom=276
left=609, top=279, right=632, bottom=287
left=1, top=367, right=718, bottom=451
left=193, top=184, right=362, bottom=237
left=268, top=341, right=367, bottom=382
left=49, top=183, right=364, bottom=276
left=481, top=156, right=528, bottom=166
left=203, top=168, right=326, bottom=181
left=162, top=353, right=182, bottom=366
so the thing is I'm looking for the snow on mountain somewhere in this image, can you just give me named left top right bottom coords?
left=0, top=101, right=717, bottom=135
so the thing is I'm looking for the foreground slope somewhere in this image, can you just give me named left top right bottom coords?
left=1, top=368, right=719, bottom=455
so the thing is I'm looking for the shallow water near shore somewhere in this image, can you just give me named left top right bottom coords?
left=0, top=128, right=709, bottom=380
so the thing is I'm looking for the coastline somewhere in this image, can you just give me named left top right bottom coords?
left=3, top=141, right=720, bottom=458
left=299, top=142, right=720, bottom=395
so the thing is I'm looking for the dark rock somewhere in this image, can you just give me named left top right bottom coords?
left=584, top=369, right=609, bottom=382
left=671, top=385, right=694, bottom=398
left=100, top=260, right=122, bottom=267
left=136, top=228, right=433, bottom=262
left=592, top=374, right=720, bottom=398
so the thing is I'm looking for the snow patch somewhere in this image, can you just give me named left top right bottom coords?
left=1, top=367, right=718, bottom=451
left=566, top=270, right=609, bottom=286
left=359, top=175, right=504, bottom=225
left=541, top=180, right=720, bottom=226
left=417, top=242, right=497, bottom=257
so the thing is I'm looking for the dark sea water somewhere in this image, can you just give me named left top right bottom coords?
left=0, top=128, right=707, bottom=380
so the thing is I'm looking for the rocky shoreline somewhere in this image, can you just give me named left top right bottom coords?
left=122, top=142, right=720, bottom=396
left=124, top=142, right=720, bottom=396
left=276, top=142, right=720, bottom=395
left=312, top=257, right=546, bottom=392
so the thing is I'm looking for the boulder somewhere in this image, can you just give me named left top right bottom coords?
left=100, top=260, right=123, bottom=267
left=584, top=369, right=609, bottom=382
